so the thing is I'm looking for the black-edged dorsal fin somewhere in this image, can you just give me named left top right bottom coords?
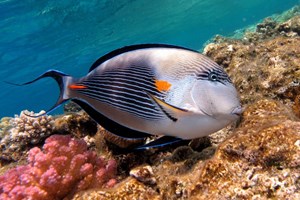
left=89, top=44, right=198, bottom=72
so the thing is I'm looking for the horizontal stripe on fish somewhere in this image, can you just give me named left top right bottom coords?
left=80, top=83, right=158, bottom=106
left=77, top=88, right=159, bottom=113
left=83, top=79, right=162, bottom=98
left=90, top=73, right=157, bottom=91
left=77, top=92, right=163, bottom=121
left=86, top=66, right=167, bottom=96
left=95, top=71, right=155, bottom=83
left=77, top=89, right=164, bottom=120
left=92, top=66, right=155, bottom=81
left=100, top=69, right=153, bottom=78
left=104, top=64, right=155, bottom=76
left=177, top=58, right=219, bottom=71
left=197, top=56, right=221, bottom=68
left=196, top=72, right=232, bottom=84
left=123, top=64, right=155, bottom=74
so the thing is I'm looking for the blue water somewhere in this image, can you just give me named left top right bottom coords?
left=0, top=0, right=299, bottom=118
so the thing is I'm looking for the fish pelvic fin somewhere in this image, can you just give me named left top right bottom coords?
left=5, top=70, right=72, bottom=117
left=134, top=136, right=187, bottom=150
left=146, top=93, right=189, bottom=122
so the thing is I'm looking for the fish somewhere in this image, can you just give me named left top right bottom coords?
left=13, top=44, right=242, bottom=149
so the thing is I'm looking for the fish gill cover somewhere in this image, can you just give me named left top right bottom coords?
left=0, top=0, right=299, bottom=117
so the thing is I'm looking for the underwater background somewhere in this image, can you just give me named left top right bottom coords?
left=0, top=0, right=299, bottom=118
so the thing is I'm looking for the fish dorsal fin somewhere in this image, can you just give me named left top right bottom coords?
left=146, top=93, right=189, bottom=122
left=89, top=44, right=198, bottom=72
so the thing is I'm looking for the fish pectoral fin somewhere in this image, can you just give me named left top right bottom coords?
left=134, top=136, right=188, bottom=150
left=146, top=93, right=188, bottom=122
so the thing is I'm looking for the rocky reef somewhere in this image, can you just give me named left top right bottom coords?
left=0, top=5, right=300, bottom=200
left=190, top=100, right=300, bottom=199
left=68, top=99, right=300, bottom=200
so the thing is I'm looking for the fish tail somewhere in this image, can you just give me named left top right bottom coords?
left=5, top=69, right=72, bottom=117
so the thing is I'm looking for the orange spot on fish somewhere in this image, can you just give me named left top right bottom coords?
left=69, top=84, right=88, bottom=90
left=155, top=80, right=171, bottom=92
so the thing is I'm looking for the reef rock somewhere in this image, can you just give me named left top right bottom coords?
left=72, top=178, right=160, bottom=200
left=190, top=99, right=300, bottom=199
left=53, top=111, right=98, bottom=147
left=277, top=15, right=300, bottom=35
left=70, top=99, right=300, bottom=200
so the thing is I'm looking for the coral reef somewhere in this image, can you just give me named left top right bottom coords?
left=69, top=99, right=300, bottom=200
left=210, top=5, right=300, bottom=43
left=277, top=15, right=300, bottom=35
left=52, top=111, right=98, bottom=147
left=190, top=99, right=300, bottom=199
left=0, top=135, right=117, bottom=200
left=129, top=165, right=157, bottom=185
left=63, top=101, right=82, bottom=113
left=72, top=178, right=160, bottom=200
left=0, top=110, right=54, bottom=163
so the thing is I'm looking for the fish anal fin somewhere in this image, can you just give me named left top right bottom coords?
left=146, top=93, right=188, bottom=122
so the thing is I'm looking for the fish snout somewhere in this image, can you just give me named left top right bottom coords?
left=231, top=105, right=243, bottom=117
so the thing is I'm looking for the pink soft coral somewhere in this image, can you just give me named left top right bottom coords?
left=0, top=135, right=117, bottom=200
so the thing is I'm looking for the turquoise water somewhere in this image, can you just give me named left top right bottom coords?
left=1, top=0, right=299, bottom=118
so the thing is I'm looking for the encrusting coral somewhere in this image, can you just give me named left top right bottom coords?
left=0, top=134, right=117, bottom=200
left=0, top=110, right=54, bottom=163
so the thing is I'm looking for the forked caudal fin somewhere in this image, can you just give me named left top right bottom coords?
left=5, top=69, right=71, bottom=117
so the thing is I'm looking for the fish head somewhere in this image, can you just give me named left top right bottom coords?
left=191, top=70, right=242, bottom=121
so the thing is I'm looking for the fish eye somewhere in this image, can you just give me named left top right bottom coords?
left=208, top=72, right=218, bottom=81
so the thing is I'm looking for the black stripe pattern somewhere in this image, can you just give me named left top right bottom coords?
left=76, top=65, right=166, bottom=121
left=196, top=65, right=232, bottom=84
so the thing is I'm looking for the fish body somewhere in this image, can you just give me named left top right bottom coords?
left=17, top=44, right=242, bottom=149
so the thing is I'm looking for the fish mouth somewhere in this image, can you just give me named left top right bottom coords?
left=231, top=105, right=243, bottom=117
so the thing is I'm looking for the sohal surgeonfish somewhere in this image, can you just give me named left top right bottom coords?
left=15, top=44, right=243, bottom=149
